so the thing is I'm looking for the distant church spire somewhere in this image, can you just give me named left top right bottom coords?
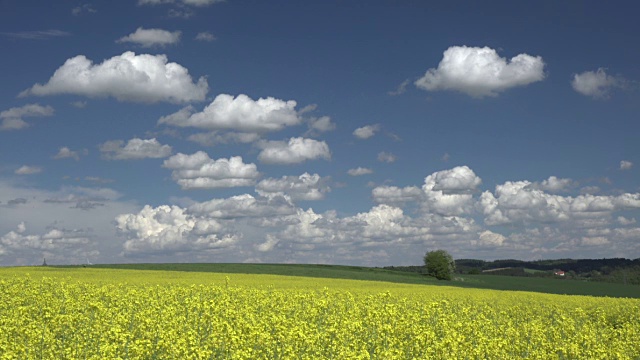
left=42, top=257, right=47, bottom=266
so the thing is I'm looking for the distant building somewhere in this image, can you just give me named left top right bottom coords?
left=554, top=270, right=565, bottom=276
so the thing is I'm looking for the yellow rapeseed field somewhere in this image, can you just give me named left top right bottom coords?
left=0, top=267, right=638, bottom=359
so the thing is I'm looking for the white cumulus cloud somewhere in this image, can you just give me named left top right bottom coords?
left=53, top=147, right=84, bottom=161
left=347, top=167, right=373, bottom=176
left=572, top=68, right=622, bottom=99
left=620, top=160, right=633, bottom=170
left=307, top=116, right=336, bottom=133
left=117, top=27, right=181, bottom=48
left=422, top=166, right=482, bottom=216
left=116, top=204, right=237, bottom=256
left=15, top=166, right=43, bottom=175
left=163, top=152, right=259, bottom=189
left=415, top=45, right=545, bottom=98
left=99, top=138, right=172, bottom=160
left=188, top=194, right=296, bottom=218
left=1, top=223, right=91, bottom=260
left=0, top=104, right=54, bottom=131
left=353, top=124, right=380, bottom=139
left=159, top=94, right=301, bottom=132
left=377, top=152, right=396, bottom=163
left=256, top=173, right=331, bottom=201
left=21, top=51, right=208, bottom=103
left=537, top=176, right=575, bottom=193
left=473, top=230, right=506, bottom=248
left=480, top=180, right=640, bottom=226
left=195, top=32, right=216, bottom=42
left=257, top=137, right=331, bottom=165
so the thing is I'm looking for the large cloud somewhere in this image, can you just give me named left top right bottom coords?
left=422, top=166, right=482, bottom=216
left=20, top=52, right=208, bottom=103
left=255, top=173, right=331, bottom=201
left=257, top=137, right=331, bottom=164
left=99, top=138, right=172, bottom=160
left=117, top=27, right=181, bottom=48
left=163, top=152, right=259, bottom=189
left=480, top=180, right=640, bottom=226
left=0, top=104, right=54, bottom=131
left=108, top=163, right=640, bottom=264
left=116, top=205, right=238, bottom=256
left=572, top=68, right=622, bottom=99
left=0, top=181, right=138, bottom=265
left=0, top=222, right=93, bottom=260
left=415, top=46, right=545, bottom=98
left=188, top=194, right=297, bottom=218
left=158, top=94, right=301, bottom=132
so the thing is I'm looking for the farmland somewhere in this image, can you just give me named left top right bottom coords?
left=1, top=266, right=639, bottom=359
left=84, top=262, right=640, bottom=298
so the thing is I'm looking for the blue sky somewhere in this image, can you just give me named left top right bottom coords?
left=1, top=0, right=638, bottom=266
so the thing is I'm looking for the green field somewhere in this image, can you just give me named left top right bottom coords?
left=59, top=263, right=640, bottom=298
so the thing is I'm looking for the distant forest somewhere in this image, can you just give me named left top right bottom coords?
left=384, top=258, right=640, bottom=285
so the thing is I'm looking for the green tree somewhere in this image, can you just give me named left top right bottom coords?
left=424, top=250, right=456, bottom=280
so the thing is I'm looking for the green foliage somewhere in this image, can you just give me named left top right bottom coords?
left=424, top=250, right=456, bottom=280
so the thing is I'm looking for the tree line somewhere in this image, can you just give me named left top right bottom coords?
left=384, top=254, right=640, bottom=285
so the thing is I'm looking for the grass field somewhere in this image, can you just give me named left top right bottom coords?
left=66, top=263, right=640, bottom=298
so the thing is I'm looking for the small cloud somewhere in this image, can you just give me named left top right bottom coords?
left=138, top=0, right=224, bottom=5
left=386, top=132, right=402, bottom=142
left=620, top=160, right=633, bottom=170
left=7, top=198, right=28, bottom=206
left=99, top=138, right=172, bottom=160
left=377, top=152, right=396, bottom=163
left=347, top=167, right=373, bottom=176
left=70, top=101, right=87, bottom=108
left=572, top=68, right=624, bottom=99
left=53, top=147, right=85, bottom=161
left=1, top=30, right=71, bottom=40
left=15, top=165, right=43, bottom=175
left=163, top=152, right=259, bottom=189
left=72, top=4, right=97, bottom=16
left=579, top=186, right=600, bottom=195
left=257, top=137, right=331, bottom=165
left=0, top=103, right=54, bottom=131
left=307, top=116, right=336, bottom=135
left=195, top=32, right=216, bottom=42
left=168, top=8, right=195, bottom=18
left=117, top=27, right=181, bottom=48
left=353, top=124, right=380, bottom=139
left=617, top=216, right=636, bottom=226
left=84, top=176, right=114, bottom=184
left=388, top=79, right=410, bottom=96
left=298, top=104, right=317, bottom=115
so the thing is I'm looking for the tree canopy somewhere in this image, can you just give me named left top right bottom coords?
left=424, top=250, right=455, bottom=280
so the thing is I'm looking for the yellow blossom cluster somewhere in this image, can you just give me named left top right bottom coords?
left=0, top=267, right=638, bottom=359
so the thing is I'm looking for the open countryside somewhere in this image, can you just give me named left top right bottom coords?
left=1, top=265, right=639, bottom=359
